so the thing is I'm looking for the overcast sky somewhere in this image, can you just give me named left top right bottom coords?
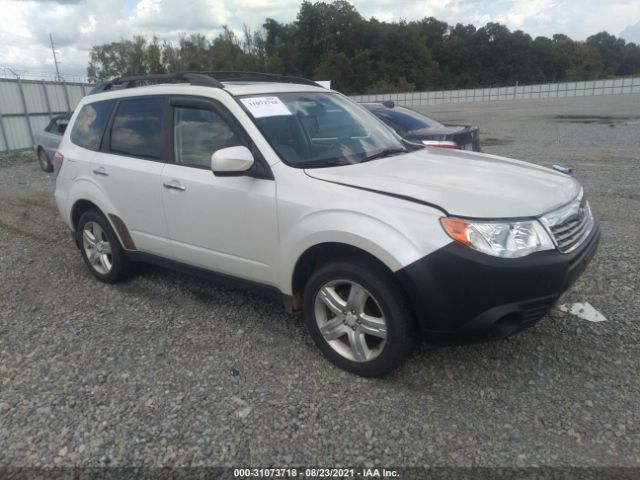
left=2, top=0, right=640, bottom=78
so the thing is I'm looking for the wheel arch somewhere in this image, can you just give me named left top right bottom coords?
left=288, top=242, right=408, bottom=314
left=69, top=198, right=135, bottom=251
left=71, top=198, right=101, bottom=230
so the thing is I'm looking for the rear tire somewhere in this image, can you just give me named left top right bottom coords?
left=38, top=148, right=53, bottom=172
left=303, top=259, right=417, bottom=377
left=77, top=210, right=133, bottom=283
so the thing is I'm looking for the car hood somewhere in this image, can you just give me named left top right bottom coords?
left=304, top=148, right=581, bottom=218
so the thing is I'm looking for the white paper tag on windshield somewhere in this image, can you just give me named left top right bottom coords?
left=240, top=97, right=292, bottom=118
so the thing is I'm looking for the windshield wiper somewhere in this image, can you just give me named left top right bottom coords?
left=297, top=158, right=354, bottom=169
left=360, top=148, right=407, bottom=163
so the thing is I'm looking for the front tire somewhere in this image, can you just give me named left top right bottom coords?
left=38, top=148, right=53, bottom=172
left=77, top=210, right=133, bottom=283
left=303, top=260, right=417, bottom=377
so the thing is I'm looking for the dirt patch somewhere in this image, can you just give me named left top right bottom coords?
left=554, top=115, right=640, bottom=125
left=0, top=193, right=64, bottom=245
left=482, top=137, right=514, bottom=146
left=0, top=218, right=41, bottom=241
left=0, top=151, right=37, bottom=168
left=11, top=196, right=59, bottom=216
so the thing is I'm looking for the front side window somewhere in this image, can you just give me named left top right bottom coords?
left=70, top=101, right=114, bottom=151
left=238, top=92, right=406, bottom=168
left=173, top=107, right=244, bottom=168
left=110, top=98, right=164, bottom=159
left=54, top=117, right=69, bottom=136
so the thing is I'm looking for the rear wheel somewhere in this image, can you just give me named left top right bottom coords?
left=38, top=148, right=53, bottom=172
left=77, top=210, right=133, bottom=283
left=303, top=260, right=417, bottom=377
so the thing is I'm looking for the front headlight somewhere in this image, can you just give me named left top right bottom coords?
left=440, top=217, right=555, bottom=258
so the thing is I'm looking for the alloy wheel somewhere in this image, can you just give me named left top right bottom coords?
left=82, top=221, right=113, bottom=275
left=314, top=279, right=388, bottom=362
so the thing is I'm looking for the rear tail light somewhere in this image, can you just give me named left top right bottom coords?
left=53, top=152, right=64, bottom=178
left=422, top=140, right=460, bottom=149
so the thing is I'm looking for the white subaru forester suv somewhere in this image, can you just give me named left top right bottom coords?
left=54, top=72, right=599, bottom=376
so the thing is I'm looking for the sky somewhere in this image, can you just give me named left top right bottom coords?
left=1, top=0, right=640, bottom=79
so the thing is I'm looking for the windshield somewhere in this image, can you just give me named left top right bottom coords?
left=238, top=92, right=406, bottom=168
left=373, top=106, right=445, bottom=133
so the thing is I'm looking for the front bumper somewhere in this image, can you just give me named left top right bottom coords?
left=395, top=220, right=600, bottom=343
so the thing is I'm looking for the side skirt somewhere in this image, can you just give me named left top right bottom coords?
left=126, top=251, right=286, bottom=307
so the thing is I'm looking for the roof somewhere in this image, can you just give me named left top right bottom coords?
left=222, top=81, right=330, bottom=96
left=360, top=101, right=396, bottom=109
left=83, top=80, right=331, bottom=104
left=87, top=71, right=331, bottom=99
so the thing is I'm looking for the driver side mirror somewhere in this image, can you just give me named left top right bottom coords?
left=211, top=146, right=254, bottom=176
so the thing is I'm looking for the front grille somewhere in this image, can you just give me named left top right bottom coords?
left=540, top=190, right=594, bottom=253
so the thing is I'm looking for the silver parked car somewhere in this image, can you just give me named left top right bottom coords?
left=35, top=113, right=71, bottom=172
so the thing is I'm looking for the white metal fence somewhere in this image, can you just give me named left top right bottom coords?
left=351, top=76, right=640, bottom=106
left=0, top=78, right=91, bottom=152
left=1, top=76, right=639, bottom=153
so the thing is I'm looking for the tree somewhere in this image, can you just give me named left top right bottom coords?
left=87, top=1, right=640, bottom=91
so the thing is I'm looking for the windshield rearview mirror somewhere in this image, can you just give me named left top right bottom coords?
left=211, top=146, right=254, bottom=176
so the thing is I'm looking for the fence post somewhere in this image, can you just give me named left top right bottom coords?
left=0, top=102, right=10, bottom=153
left=16, top=77, right=35, bottom=148
left=62, top=80, right=72, bottom=112
left=41, top=81, right=53, bottom=120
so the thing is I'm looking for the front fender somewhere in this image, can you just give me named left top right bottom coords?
left=278, top=208, right=441, bottom=295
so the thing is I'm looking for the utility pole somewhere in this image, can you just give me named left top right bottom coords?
left=50, top=33, right=61, bottom=81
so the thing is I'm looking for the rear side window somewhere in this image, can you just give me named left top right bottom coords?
left=376, top=108, right=444, bottom=132
left=110, top=98, right=165, bottom=159
left=70, top=100, right=115, bottom=150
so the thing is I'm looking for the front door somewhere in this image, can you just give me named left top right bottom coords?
left=161, top=98, right=278, bottom=286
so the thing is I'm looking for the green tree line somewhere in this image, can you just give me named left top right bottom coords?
left=87, top=0, right=640, bottom=94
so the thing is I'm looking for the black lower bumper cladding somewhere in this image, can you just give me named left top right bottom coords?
left=395, top=221, right=600, bottom=343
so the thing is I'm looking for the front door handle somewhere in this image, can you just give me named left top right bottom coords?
left=93, top=167, right=109, bottom=176
left=163, top=181, right=186, bottom=192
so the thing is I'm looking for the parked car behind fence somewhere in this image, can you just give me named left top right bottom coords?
left=362, top=101, right=481, bottom=152
left=35, top=113, right=71, bottom=172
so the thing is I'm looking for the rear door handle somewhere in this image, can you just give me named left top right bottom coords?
left=163, top=181, right=186, bottom=192
left=93, top=167, right=109, bottom=176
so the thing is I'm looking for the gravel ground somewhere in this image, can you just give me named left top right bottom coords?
left=0, top=94, right=639, bottom=472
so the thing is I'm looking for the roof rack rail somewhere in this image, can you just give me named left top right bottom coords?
left=187, top=71, right=322, bottom=87
left=89, top=72, right=224, bottom=95
left=88, top=70, right=323, bottom=95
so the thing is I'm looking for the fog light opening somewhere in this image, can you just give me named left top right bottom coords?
left=489, top=312, right=524, bottom=338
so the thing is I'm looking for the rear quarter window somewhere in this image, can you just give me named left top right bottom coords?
left=109, top=97, right=165, bottom=159
left=70, top=100, right=115, bottom=150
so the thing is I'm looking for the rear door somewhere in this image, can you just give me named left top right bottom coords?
left=91, top=96, right=172, bottom=256
left=160, top=96, right=278, bottom=286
